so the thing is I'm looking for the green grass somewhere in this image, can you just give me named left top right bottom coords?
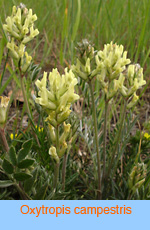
left=1, top=0, right=150, bottom=75
left=1, top=0, right=150, bottom=200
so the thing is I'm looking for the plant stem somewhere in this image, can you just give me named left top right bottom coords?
left=53, top=162, right=60, bottom=190
left=53, top=124, right=60, bottom=190
left=0, top=51, right=9, bottom=88
left=0, top=127, right=9, bottom=153
left=89, top=80, right=101, bottom=199
left=103, top=99, right=109, bottom=180
left=7, top=174, right=31, bottom=200
left=107, top=100, right=127, bottom=179
left=56, top=124, right=60, bottom=151
left=14, top=182, right=31, bottom=200
left=62, top=153, right=68, bottom=191
left=20, top=74, right=40, bottom=147
left=135, top=136, right=142, bottom=163
left=20, top=76, right=32, bottom=119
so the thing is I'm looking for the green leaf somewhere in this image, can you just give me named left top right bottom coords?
left=14, top=172, right=32, bottom=181
left=7, top=65, right=20, bottom=87
left=18, top=139, right=32, bottom=162
left=18, top=159, right=35, bottom=169
left=33, top=182, right=48, bottom=200
left=71, top=0, right=81, bottom=42
left=30, top=64, right=41, bottom=82
left=2, top=159, right=14, bottom=174
left=22, top=139, right=33, bottom=151
left=9, top=146, right=17, bottom=166
left=0, top=180, right=14, bottom=188
left=144, top=173, right=150, bottom=189
left=0, top=190, right=11, bottom=199
left=0, top=72, right=14, bottom=95
left=0, top=37, right=6, bottom=67
left=17, top=148, right=26, bottom=163
left=24, top=168, right=38, bottom=193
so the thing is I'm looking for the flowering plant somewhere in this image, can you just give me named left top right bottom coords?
left=3, top=4, right=39, bottom=72
left=35, top=68, right=79, bottom=189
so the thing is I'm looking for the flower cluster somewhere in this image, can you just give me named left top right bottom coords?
left=35, top=68, right=79, bottom=127
left=0, top=96, right=10, bottom=127
left=95, top=42, right=146, bottom=104
left=128, top=163, right=146, bottom=194
left=49, top=122, right=72, bottom=163
left=96, top=42, right=131, bottom=100
left=71, top=39, right=97, bottom=81
left=96, top=42, right=131, bottom=80
left=35, top=68, right=79, bottom=162
left=118, top=64, right=146, bottom=108
left=73, top=41, right=146, bottom=106
left=3, top=5, right=39, bottom=72
left=76, top=39, right=95, bottom=63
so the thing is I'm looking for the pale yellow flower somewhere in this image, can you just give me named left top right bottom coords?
left=49, top=146, right=59, bottom=163
left=3, top=5, right=39, bottom=72
left=0, top=96, right=10, bottom=126
left=35, top=68, right=79, bottom=127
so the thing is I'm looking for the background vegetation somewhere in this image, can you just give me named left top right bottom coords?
left=1, top=0, right=150, bottom=200
left=1, top=0, right=150, bottom=73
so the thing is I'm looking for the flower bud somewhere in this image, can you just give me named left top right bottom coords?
left=59, top=141, right=68, bottom=157
left=45, top=113, right=57, bottom=128
left=127, top=93, right=139, bottom=109
left=60, top=122, right=71, bottom=143
left=128, top=162, right=146, bottom=194
left=48, top=124, right=56, bottom=142
left=18, top=43, right=25, bottom=57
left=57, top=108, right=71, bottom=124
left=76, top=39, right=95, bottom=64
left=12, top=6, right=17, bottom=15
left=85, top=58, right=91, bottom=74
left=120, top=64, right=146, bottom=99
left=22, top=26, right=39, bottom=44
left=0, top=96, right=10, bottom=127
left=21, top=52, right=32, bottom=72
left=49, top=146, right=59, bottom=163
left=7, top=39, right=19, bottom=60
